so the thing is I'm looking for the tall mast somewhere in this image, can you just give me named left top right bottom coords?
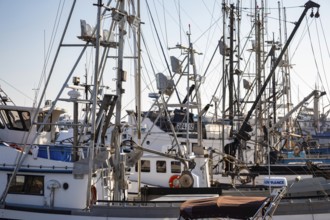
left=228, top=4, right=235, bottom=129
left=135, top=0, right=142, bottom=195
left=221, top=0, right=227, bottom=151
left=237, top=1, right=320, bottom=145
left=254, top=0, right=262, bottom=164
left=236, top=0, right=242, bottom=128
left=113, top=0, right=127, bottom=201
left=185, top=28, right=191, bottom=155
left=86, top=0, right=102, bottom=208
left=283, top=6, right=294, bottom=145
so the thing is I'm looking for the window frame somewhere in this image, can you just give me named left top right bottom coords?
left=7, top=174, right=44, bottom=196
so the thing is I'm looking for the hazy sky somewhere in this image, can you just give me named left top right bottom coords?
left=0, top=0, right=328, bottom=117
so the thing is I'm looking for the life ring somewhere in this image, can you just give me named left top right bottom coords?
left=9, top=143, right=32, bottom=154
left=90, top=185, right=97, bottom=205
left=9, top=143, right=24, bottom=151
left=168, top=175, right=181, bottom=188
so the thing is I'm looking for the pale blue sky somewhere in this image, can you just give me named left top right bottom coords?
left=0, top=0, right=328, bottom=115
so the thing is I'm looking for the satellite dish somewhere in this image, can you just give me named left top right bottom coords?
left=156, top=73, right=174, bottom=96
left=243, top=79, right=251, bottom=89
left=103, top=30, right=109, bottom=42
left=170, top=56, right=182, bottom=73
left=219, top=39, right=229, bottom=56
left=156, top=72, right=168, bottom=91
left=80, top=19, right=93, bottom=37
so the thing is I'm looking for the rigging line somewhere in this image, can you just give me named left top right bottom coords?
left=161, top=0, right=169, bottom=48
left=319, top=19, right=330, bottom=62
left=144, top=2, right=169, bottom=71
left=289, top=18, right=313, bottom=76
left=240, top=5, right=303, bottom=10
left=234, top=23, right=256, bottom=112
left=141, top=56, right=156, bottom=93
left=176, top=1, right=222, bottom=46
left=192, top=16, right=222, bottom=44
left=199, top=0, right=219, bottom=73
left=177, top=0, right=182, bottom=46
left=145, top=0, right=181, bottom=103
left=305, top=16, right=322, bottom=90
left=315, top=19, right=330, bottom=104
left=140, top=30, right=158, bottom=94
left=235, top=23, right=255, bottom=111
left=240, top=8, right=297, bottom=26
left=151, top=0, right=170, bottom=58
left=318, top=19, right=330, bottom=104
left=192, top=42, right=220, bottom=105
left=36, top=0, right=66, bottom=104
left=42, top=1, right=65, bottom=91
left=0, top=78, right=33, bottom=101
left=173, top=5, right=189, bottom=46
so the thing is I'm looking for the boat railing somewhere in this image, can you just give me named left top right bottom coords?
left=96, top=199, right=182, bottom=207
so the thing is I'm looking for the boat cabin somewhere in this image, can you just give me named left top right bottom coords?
left=0, top=104, right=66, bottom=145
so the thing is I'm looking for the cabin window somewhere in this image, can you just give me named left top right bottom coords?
left=37, top=112, right=51, bottom=132
left=135, top=160, right=150, bottom=172
left=156, top=160, right=166, bottom=173
left=171, top=161, right=181, bottom=173
left=21, top=111, right=31, bottom=129
left=1, top=110, right=31, bottom=131
left=0, top=113, right=5, bottom=129
left=8, top=174, right=44, bottom=195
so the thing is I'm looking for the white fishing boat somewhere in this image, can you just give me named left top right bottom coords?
left=0, top=0, right=329, bottom=220
left=0, top=0, right=237, bottom=219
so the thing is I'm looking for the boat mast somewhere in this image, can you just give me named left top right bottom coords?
left=112, top=0, right=127, bottom=201
left=185, top=28, right=191, bottom=155
left=254, top=0, right=263, bottom=164
left=221, top=0, right=227, bottom=152
left=0, top=0, right=78, bottom=205
left=237, top=1, right=320, bottom=145
left=236, top=0, right=242, bottom=130
left=282, top=5, right=294, bottom=147
left=86, top=0, right=102, bottom=208
left=135, top=0, right=142, bottom=196
left=228, top=4, right=235, bottom=130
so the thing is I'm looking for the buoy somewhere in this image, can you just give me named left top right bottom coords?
left=168, top=175, right=181, bottom=188
left=91, top=185, right=97, bottom=204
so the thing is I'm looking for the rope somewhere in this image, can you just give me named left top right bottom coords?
left=318, top=19, right=330, bottom=104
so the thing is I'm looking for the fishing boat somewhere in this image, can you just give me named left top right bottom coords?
left=0, top=0, right=329, bottom=220
left=0, top=0, right=183, bottom=219
left=117, top=0, right=330, bottom=218
left=0, top=0, right=245, bottom=219
left=121, top=0, right=330, bottom=181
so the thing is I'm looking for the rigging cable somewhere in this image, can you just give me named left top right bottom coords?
left=317, top=18, right=330, bottom=104
left=305, top=16, right=322, bottom=92
left=288, top=18, right=314, bottom=94
left=0, top=79, right=33, bottom=102
left=145, top=0, right=181, bottom=103
left=162, top=0, right=169, bottom=48
left=35, top=0, right=66, bottom=106
left=151, top=0, right=170, bottom=58
left=198, top=0, right=220, bottom=73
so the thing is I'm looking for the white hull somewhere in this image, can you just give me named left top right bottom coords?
left=1, top=206, right=330, bottom=220
left=273, top=215, right=330, bottom=220
left=0, top=204, right=180, bottom=220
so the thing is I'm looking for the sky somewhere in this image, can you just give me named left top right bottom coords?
left=0, top=0, right=329, bottom=119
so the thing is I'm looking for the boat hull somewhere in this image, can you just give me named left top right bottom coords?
left=1, top=199, right=330, bottom=220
